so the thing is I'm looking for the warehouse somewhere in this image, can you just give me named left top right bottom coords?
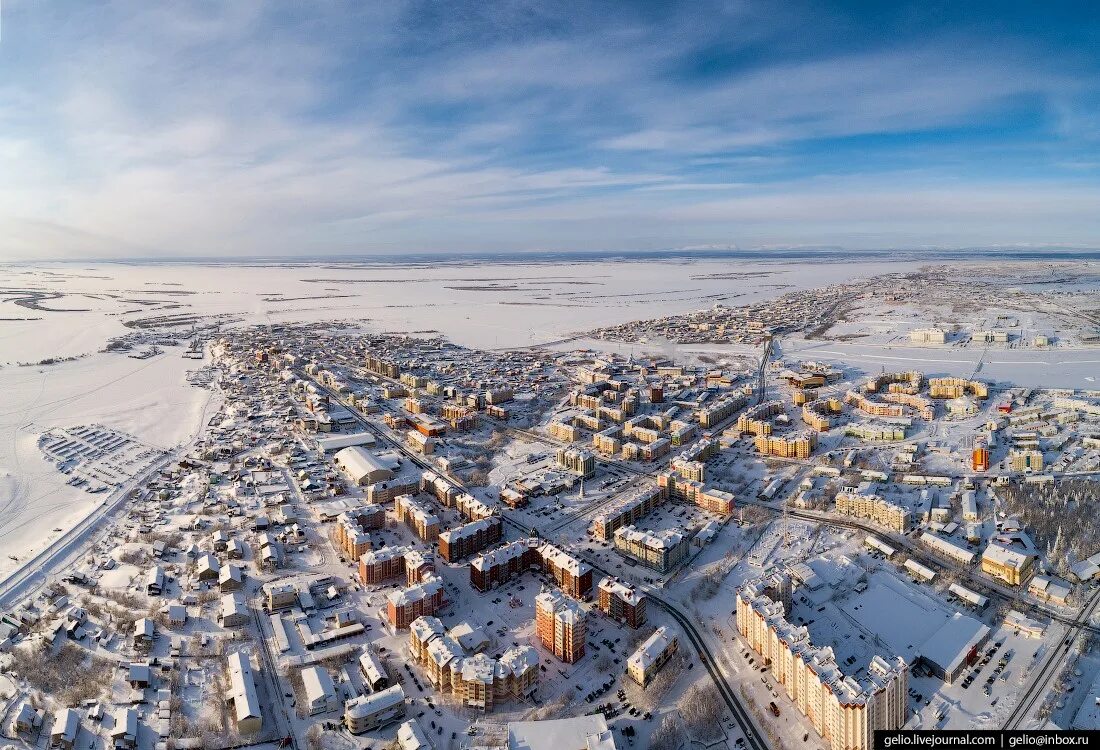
left=334, top=446, right=396, bottom=486
left=915, top=612, right=990, bottom=684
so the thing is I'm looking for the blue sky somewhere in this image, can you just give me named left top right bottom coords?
left=1, top=1, right=1099, bottom=260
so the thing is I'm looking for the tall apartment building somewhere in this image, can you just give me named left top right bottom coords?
left=590, top=486, right=664, bottom=541
left=468, top=539, right=593, bottom=599
left=421, top=471, right=461, bottom=506
left=801, top=398, right=843, bottom=431
left=387, top=576, right=445, bottom=629
left=755, top=431, right=817, bottom=458
left=548, top=421, right=581, bottom=442
left=364, top=355, right=400, bottom=379
left=535, top=589, right=587, bottom=663
left=394, top=495, right=440, bottom=542
left=845, top=391, right=905, bottom=419
left=438, top=516, right=503, bottom=562
left=928, top=377, right=988, bottom=400
left=834, top=488, right=911, bottom=533
left=359, top=545, right=413, bottom=585
left=909, top=328, right=947, bottom=344
left=866, top=371, right=922, bottom=394
left=455, top=493, right=497, bottom=522
left=335, top=510, right=383, bottom=560
left=696, top=395, right=747, bottom=428
left=669, top=458, right=705, bottom=482
left=736, top=400, right=783, bottom=436
left=593, top=426, right=623, bottom=456
left=408, top=616, right=538, bottom=712
left=556, top=447, right=596, bottom=478
left=1009, top=449, right=1044, bottom=473
left=736, top=574, right=909, bottom=750
left=613, top=525, right=690, bottom=572
left=597, top=577, right=647, bottom=628
left=880, top=392, right=935, bottom=420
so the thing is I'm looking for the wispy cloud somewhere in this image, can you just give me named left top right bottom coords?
left=0, top=0, right=1097, bottom=260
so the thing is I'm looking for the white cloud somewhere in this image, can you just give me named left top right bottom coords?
left=0, top=1, right=1096, bottom=260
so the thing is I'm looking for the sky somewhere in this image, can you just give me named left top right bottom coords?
left=1, top=1, right=1099, bottom=261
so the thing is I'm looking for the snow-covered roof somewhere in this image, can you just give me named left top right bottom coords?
left=508, top=715, right=615, bottom=750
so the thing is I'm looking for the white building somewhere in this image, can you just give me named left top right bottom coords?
left=301, top=666, right=340, bottom=714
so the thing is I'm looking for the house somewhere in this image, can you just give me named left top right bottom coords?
left=128, top=662, right=152, bottom=688
left=133, top=618, right=155, bottom=649
left=146, top=566, right=166, bottom=596
left=109, top=707, right=137, bottom=749
left=197, top=554, right=221, bottom=581
left=219, top=564, right=245, bottom=592
left=220, top=593, right=251, bottom=627
left=212, top=530, right=230, bottom=552
left=167, top=605, right=188, bottom=626
left=12, top=701, right=43, bottom=734
left=227, top=538, right=246, bottom=559
left=301, top=666, right=340, bottom=714
left=50, top=708, right=79, bottom=749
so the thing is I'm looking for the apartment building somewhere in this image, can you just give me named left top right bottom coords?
left=613, top=525, right=690, bottom=573
left=845, top=391, right=905, bottom=419
left=801, top=398, right=843, bottom=431
left=835, top=487, right=911, bottom=533
left=359, top=545, right=413, bottom=585
left=335, top=514, right=372, bottom=560
left=909, top=328, right=947, bottom=344
left=866, top=371, right=923, bottom=394
left=755, top=431, right=817, bottom=458
left=387, top=576, right=445, bottom=629
left=1009, top=449, right=1044, bottom=473
left=920, top=532, right=977, bottom=565
left=928, top=377, right=988, bottom=400
left=438, top=516, right=503, bottom=562
left=535, top=589, right=587, bottom=663
left=593, top=426, right=623, bottom=456
left=590, top=485, right=664, bottom=541
left=657, top=471, right=735, bottom=515
left=736, top=574, right=909, bottom=750
left=696, top=395, right=747, bottom=428
left=394, top=495, right=440, bottom=542
left=626, top=626, right=678, bottom=686
left=981, top=542, right=1036, bottom=586
left=468, top=539, right=593, bottom=599
left=420, top=471, right=460, bottom=506
left=597, top=577, right=647, bottom=628
left=548, top=421, right=581, bottom=442
left=557, top=447, right=596, bottom=478
left=455, top=493, right=497, bottom=522
left=345, top=685, right=406, bottom=734
left=408, top=616, right=538, bottom=712
left=880, top=392, right=935, bottom=420
left=736, top=400, right=783, bottom=436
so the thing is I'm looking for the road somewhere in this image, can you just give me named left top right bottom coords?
left=1003, top=589, right=1100, bottom=729
left=0, top=449, right=182, bottom=610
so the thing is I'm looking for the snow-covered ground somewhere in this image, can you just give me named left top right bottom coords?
left=0, top=256, right=912, bottom=583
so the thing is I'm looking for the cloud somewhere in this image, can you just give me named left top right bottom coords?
left=0, top=0, right=1097, bottom=260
